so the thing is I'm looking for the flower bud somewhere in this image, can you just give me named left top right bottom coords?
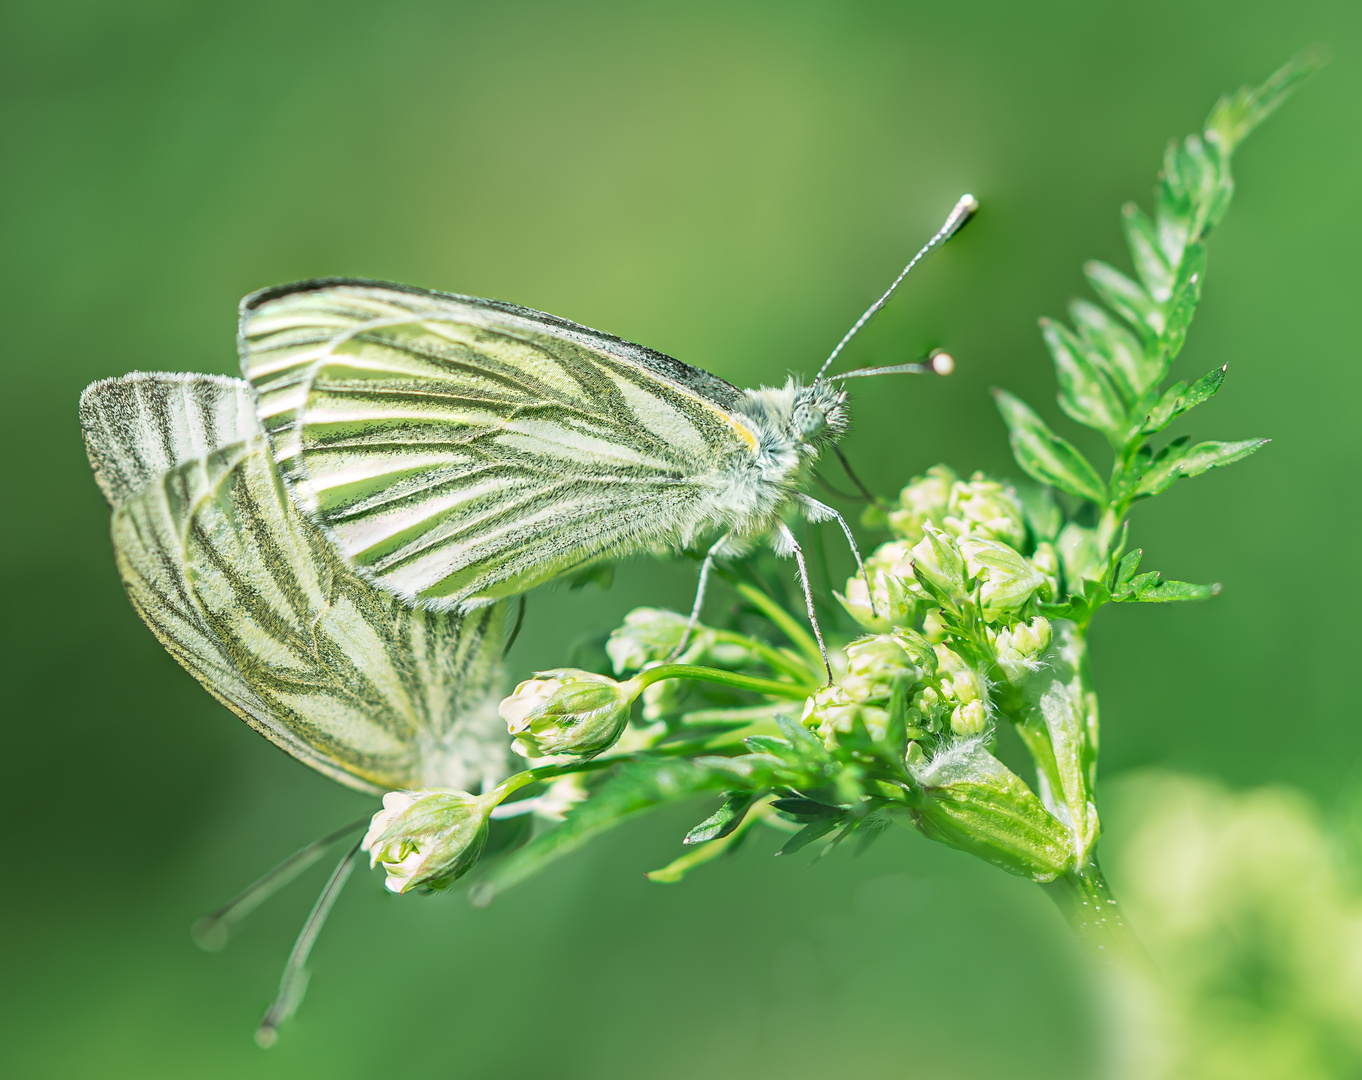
left=836, top=570, right=915, bottom=632
left=943, top=472, right=1027, bottom=548
left=959, top=537, right=1047, bottom=620
left=607, top=609, right=699, bottom=673
left=865, top=539, right=915, bottom=578
left=500, top=669, right=637, bottom=758
left=362, top=789, right=494, bottom=894
left=989, top=616, right=1053, bottom=685
left=911, top=524, right=967, bottom=602
left=950, top=700, right=989, bottom=736
left=888, top=465, right=957, bottom=542
left=842, top=634, right=928, bottom=703
left=802, top=684, right=891, bottom=748
left=934, top=645, right=991, bottom=707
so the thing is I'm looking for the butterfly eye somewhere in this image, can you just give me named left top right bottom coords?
left=792, top=403, right=825, bottom=440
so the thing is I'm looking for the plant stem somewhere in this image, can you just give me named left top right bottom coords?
left=633, top=663, right=816, bottom=700
left=1042, top=861, right=1147, bottom=968
left=731, top=581, right=826, bottom=674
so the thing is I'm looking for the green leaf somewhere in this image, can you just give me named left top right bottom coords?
left=1014, top=482, right=1063, bottom=544
left=777, top=815, right=843, bottom=856
left=1069, top=298, right=1158, bottom=399
left=1114, top=570, right=1220, bottom=603
left=1158, top=240, right=1206, bottom=361
left=685, top=791, right=760, bottom=845
left=1084, top=260, right=1163, bottom=342
left=992, top=390, right=1108, bottom=505
left=1174, top=438, right=1269, bottom=478
left=1141, top=380, right=1188, bottom=435
left=1121, top=202, right=1174, bottom=302
left=1041, top=318, right=1127, bottom=441
left=1205, top=48, right=1325, bottom=157
left=470, top=759, right=726, bottom=904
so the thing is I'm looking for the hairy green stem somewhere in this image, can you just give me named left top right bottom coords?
left=1042, top=862, right=1146, bottom=967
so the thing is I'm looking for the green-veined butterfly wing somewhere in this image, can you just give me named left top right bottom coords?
left=81, top=372, right=513, bottom=795
left=238, top=280, right=764, bottom=610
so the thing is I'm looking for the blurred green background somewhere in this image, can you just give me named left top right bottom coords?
left=2, top=1, right=1359, bottom=1076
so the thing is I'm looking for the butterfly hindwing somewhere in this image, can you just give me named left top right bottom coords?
left=83, top=373, right=512, bottom=795
left=239, top=280, right=761, bottom=609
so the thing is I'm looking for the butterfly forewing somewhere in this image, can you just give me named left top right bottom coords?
left=83, top=373, right=513, bottom=795
left=239, top=281, right=761, bottom=609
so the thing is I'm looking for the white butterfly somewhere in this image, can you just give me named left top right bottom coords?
left=79, top=371, right=514, bottom=795
left=237, top=195, right=976, bottom=674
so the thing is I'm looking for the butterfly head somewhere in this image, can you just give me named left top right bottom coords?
left=791, top=379, right=849, bottom=449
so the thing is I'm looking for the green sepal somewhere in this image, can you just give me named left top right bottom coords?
left=684, top=791, right=761, bottom=845
left=911, top=742, right=1074, bottom=882
left=992, top=390, right=1108, bottom=505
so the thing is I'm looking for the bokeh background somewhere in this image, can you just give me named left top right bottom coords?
left=2, top=1, right=1359, bottom=1077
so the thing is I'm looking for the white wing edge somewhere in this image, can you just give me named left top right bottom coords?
left=80, top=371, right=259, bottom=508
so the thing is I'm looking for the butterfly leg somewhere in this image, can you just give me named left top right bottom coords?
left=668, top=533, right=731, bottom=661
left=773, top=521, right=834, bottom=684
left=797, top=494, right=877, bottom=619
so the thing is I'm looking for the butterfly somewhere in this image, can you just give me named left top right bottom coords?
left=81, top=371, right=520, bottom=1041
left=80, top=371, right=515, bottom=796
left=237, top=195, right=976, bottom=676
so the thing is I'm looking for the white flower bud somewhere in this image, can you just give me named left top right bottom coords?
left=362, top=789, right=495, bottom=894
left=888, top=465, right=957, bottom=542
left=959, top=537, right=1047, bottom=619
left=989, top=617, right=1054, bottom=685
left=500, top=669, right=638, bottom=758
left=951, top=700, right=989, bottom=736
left=836, top=570, right=915, bottom=632
left=842, top=634, right=928, bottom=703
left=943, top=472, right=1027, bottom=548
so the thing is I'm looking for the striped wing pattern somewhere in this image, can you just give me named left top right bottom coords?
left=82, top=373, right=513, bottom=795
left=239, top=281, right=757, bottom=609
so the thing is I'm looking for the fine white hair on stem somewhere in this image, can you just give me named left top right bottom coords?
left=815, top=194, right=978, bottom=383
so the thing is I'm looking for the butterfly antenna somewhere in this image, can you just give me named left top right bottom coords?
left=255, top=838, right=364, bottom=1048
left=192, top=817, right=369, bottom=953
left=814, top=194, right=977, bottom=383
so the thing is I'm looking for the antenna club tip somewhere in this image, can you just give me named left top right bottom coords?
left=928, top=349, right=955, bottom=376
left=958, top=193, right=979, bottom=213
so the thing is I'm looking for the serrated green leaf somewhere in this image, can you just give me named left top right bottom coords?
left=471, top=759, right=726, bottom=903
left=1084, top=260, right=1163, bottom=341
left=1121, top=202, right=1174, bottom=302
left=992, top=390, right=1108, bottom=505
left=1142, top=380, right=1188, bottom=434
left=1112, top=548, right=1143, bottom=589
left=1159, top=241, right=1206, bottom=361
left=684, top=791, right=760, bottom=845
left=1205, top=48, right=1324, bottom=157
left=1133, top=437, right=1267, bottom=499
left=1174, top=438, right=1268, bottom=477
left=1069, top=298, right=1155, bottom=399
left=1041, top=318, right=1128, bottom=441
left=1114, top=570, right=1220, bottom=603
left=769, top=796, right=842, bottom=819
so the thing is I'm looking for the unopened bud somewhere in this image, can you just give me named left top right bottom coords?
left=837, top=569, right=915, bottom=632
left=607, top=609, right=701, bottom=673
left=951, top=700, right=990, bottom=736
left=943, top=473, right=1027, bottom=548
left=888, top=465, right=957, bottom=542
left=842, top=634, right=928, bottom=703
left=959, top=537, right=1047, bottom=619
left=362, top=789, right=494, bottom=894
left=989, top=616, right=1053, bottom=685
left=500, top=669, right=637, bottom=758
